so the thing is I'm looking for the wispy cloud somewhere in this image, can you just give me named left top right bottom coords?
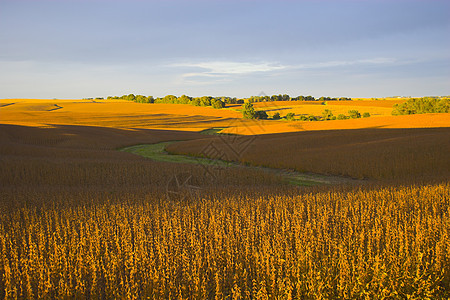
left=167, top=58, right=399, bottom=86
left=295, top=57, right=396, bottom=70
left=170, top=61, right=287, bottom=79
left=170, top=58, right=396, bottom=79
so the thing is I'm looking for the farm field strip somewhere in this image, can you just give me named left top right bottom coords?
left=220, top=113, right=450, bottom=135
left=252, top=103, right=392, bottom=117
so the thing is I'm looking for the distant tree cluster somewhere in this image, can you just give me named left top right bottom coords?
left=293, top=109, right=368, bottom=121
left=154, top=95, right=226, bottom=109
left=392, top=97, right=449, bottom=115
left=243, top=104, right=371, bottom=122
left=247, top=94, right=351, bottom=103
left=105, top=93, right=353, bottom=111
left=82, top=97, right=104, bottom=100
left=107, top=94, right=227, bottom=109
left=107, top=94, right=154, bottom=103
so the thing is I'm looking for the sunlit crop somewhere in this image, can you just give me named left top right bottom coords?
left=1, top=183, right=449, bottom=298
left=0, top=102, right=449, bottom=298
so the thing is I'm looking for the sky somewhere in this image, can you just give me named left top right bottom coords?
left=0, top=0, right=449, bottom=99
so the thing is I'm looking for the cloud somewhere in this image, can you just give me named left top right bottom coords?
left=168, top=58, right=397, bottom=84
left=296, top=57, right=396, bottom=69
left=170, top=61, right=287, bottom=76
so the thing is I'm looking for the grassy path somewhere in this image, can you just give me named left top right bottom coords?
left=120, top=142, right=365, bottom=186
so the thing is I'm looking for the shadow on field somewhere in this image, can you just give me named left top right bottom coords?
left=0, top=123, right=210, bottom=150
left=167, top=127, right=450, bottom=182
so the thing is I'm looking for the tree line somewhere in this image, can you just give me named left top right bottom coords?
left=107, top=94, right=230, bottom=109
left=392, top=97, right=449, bottom=115
left=106, top=93, right=353, bottom=109
left=247, top=94, right=351, bottom=103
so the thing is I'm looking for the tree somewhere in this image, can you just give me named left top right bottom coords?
left=272, top=112, right=281, bottom=120
left=322, top=109, right=334, bottom=120
left=285, top=112, right=295, bottom=121
left=221, top=97, right=236, bottom=104
left=163, top=95, right=177, bottom=103
left=242, top=102, right=256, bottom=119
left=255, top=110, right=268, bottom=119
left=178, top=95, right=191, bottom=104
left=348, top=110, right=361, bottom=119
left=282, top=94, right=290, bottom=101
left=200, top=96, right=212, bottom=107
left=211, top=99, right=225, bottom=109
left=135, top=95, right=147, bottom=103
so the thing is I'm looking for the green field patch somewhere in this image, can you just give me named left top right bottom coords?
left=120, top=142, right=232, bottom=167
left=119, top=142, right=358, bottom=186
left=199, top=127, right=227, bottom=135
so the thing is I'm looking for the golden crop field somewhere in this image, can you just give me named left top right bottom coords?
left=0, top=99, right=241, bottom=131
left=251, top=100, right=406, bottom=118
left=1, top=98, right=449, bottom=136
left=220, top=113, right=450, bottom=135
left=1, top=99, right=450, bottom=298
left=2, top=182, right=448, bottom=299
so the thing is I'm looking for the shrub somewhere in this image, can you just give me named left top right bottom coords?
left=307, top=115, right=318, bottom=121
left=363, top=112, right=371, bottom=118
left=337, top=114, right=347, bottom=120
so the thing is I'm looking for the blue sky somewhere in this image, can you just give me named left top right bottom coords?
left=1, top=0, right=449, bottom=99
